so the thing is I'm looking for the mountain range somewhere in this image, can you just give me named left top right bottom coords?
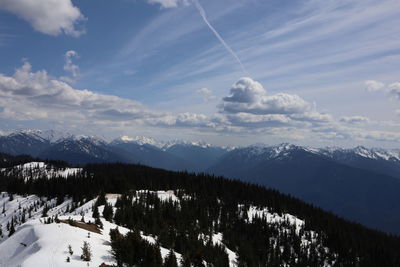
left=2, top=130, right=400, bottom=234
left=0, top=130, right=230, bottom=171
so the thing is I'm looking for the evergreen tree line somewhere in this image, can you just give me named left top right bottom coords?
left=112, top=191, right=330, bottom=266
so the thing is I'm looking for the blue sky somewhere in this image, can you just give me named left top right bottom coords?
left=0, top=0, right=399, bottom=147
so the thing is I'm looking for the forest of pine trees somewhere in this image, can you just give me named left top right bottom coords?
left=1, top=154, right=400, bottom=266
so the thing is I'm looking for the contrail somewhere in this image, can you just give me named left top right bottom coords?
left=192, top=0, right=247, bottom=74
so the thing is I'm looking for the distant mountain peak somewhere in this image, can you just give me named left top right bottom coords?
left=162, top=139, right=213, bottom=150
left=4, top=129, right=73, bottom=143
left=320, top=146, right=400, bottom=162
left=114, top=135, right=161, bottom=147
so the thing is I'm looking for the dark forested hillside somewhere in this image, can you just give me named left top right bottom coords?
left=109, top=142, right=196, bottom=171
left=1, top=160, right=400, bottom=266
left=165, top=144, right=227, bottom=171
left=208, top=147, right=400, bottom=235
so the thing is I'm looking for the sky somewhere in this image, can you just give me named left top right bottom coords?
left=0, top=0, right=399, bottom=147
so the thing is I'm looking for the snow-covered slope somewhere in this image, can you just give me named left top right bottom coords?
left=320, top=146, right=400, bottom=162
left=0, top=162, right=81, bottom=180
left=0, top=192, right=186, bottom=267
left=0, top=188, right=335, bottom=267
left=113, top=135, right=162, bottom=148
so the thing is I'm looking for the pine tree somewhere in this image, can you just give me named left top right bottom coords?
left=80, top=241, right=92, bottom=261
left=41, top=204, right=48, bottom=217
left=180, top=255, right=192, bottom=267
left=103, top=202, right=113, bottom=221
left=95, top=217, right=103, bottom=229
left=97, top=192, right=107, bottom=206
left=164, top=249, right=178, bottom=267
left=9, top=219, right=15, bottom=237
left=92, top=204, right=99, bottom=218
left=68, top=244, right=73, bottom=255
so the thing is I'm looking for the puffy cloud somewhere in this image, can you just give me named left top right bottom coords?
left=388, top=82, right=400, bottom=99
left=221, top=78, right=311, bottom=115
left=63, top=50, right=79, bottom=78
left=1, top=64, right=398, bottom=145
left=365, top=80, right=400, bottom=115
left=0, top=62, right=165, bottom=124
left=222, top=77, right=265, bottom=104
left=219, top=77, right=330, bottom=128
left=365, top=80, right=385, bottom=92
left=0, top=62, right=221, bottom=133
left=146, top=0, right=188, bottom=8
left=0, top=0, right=85, bottom=36
left=340, top=115, right=370, bottom=124
left=196, top=87, right=215, bottom=102
left=365, top=80, right=400, bottom=99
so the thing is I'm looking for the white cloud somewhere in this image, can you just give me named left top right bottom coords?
left=365, top=80, right=400, bottom=99
left=221, top=78, right=311, bottom=115
left=63, top=50, right=79, bottom=77
left=218, top=77, right=329, bottom=128
left=196, top=87, right=215, bottom=102
left=365, top=80, right=400, bottom=116
left=388, top=82, right=400, bottom=99
left=146, top=0, right=188, bottom=9
left=0, top=0, right=85, bottom=36
left=365, top=80, right=385, bottom=92
left=340, top=116, right=370, bottom=124
left=0, top=62, right=222, bottom=133
left=0, top=62, right=164, bottom=124
left=0, top=64, right=399, bottom=145
left=60, top=50, right=80, bottom=83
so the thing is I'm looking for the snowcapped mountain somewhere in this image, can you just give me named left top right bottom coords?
left=161, top=139, right=214, bottom=150
left=320, top=146, right=400, bottom=162
left=1, top=129, right=400, bottom=179
left=109, top=137, right=196, bottom=171
left=113, top=135, right=162, bottom=148
left=207, top=143, right=400, bottom=235
left=319, top=146, right=400, bottom=178
left=0, top=131, right=50, bottom=157
left=38, top=136, right=128, bottom=165
left=164, top=142, right=229, bottom=171
left=212, top=143, right=400, bottom=179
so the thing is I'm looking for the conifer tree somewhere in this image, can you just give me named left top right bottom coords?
left=41, top=204, right=48, bottom=217
left=97, top=192, right=107, bottom=206
left=92, top=204, right=99, bottom=218
left=164, top=249, right=178, bottom=267
left=103, top=202, right=113, bottom=221
left=80, top=241, right=92, bottom=261
left=9, top=219, right=15, bottom=237
left=68, top=244, right=73, bottom=255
